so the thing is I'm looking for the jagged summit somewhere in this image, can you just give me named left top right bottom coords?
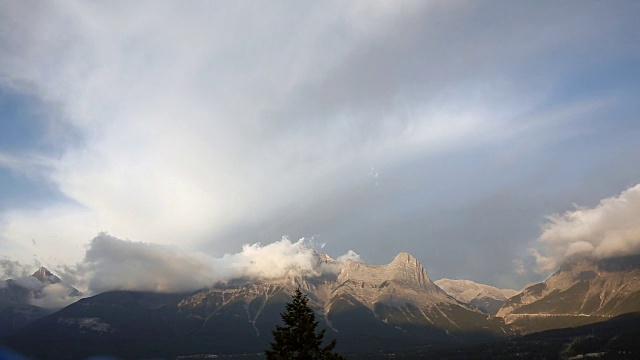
left=387, top=252, right=434, bottom=289
left=32, top=267, right=61, bottom=284
left=336, top=252, right=451, bottom=307
left=340, top=252, right=431, bottom=283
left=391, top=252, right=416, bottom=263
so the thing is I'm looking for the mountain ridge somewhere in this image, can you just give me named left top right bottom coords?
left=2, top=252, right=509, bottom=358
left=4, top=253, right=640, bottom=358
left=435, top=278, right=518, bottom=315
left=496, top=254, right=640, bottom=333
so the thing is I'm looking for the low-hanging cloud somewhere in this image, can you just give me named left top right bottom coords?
left=29, top=283, right=80, bottom=309
left=0, top=260, right=82, bottom=309
left=0, top=258, right=34, bottom=280
left=79, top=233, right=218, bottom=294
left=74, top=233, right=360, bottom=294
left=532, top=183, right=640, bottom=272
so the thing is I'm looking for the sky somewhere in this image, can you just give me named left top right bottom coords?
left=1, top=1, right=640, bottom=297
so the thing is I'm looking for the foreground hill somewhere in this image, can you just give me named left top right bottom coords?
left=496, top=255, right=640, bottom=333
left=1, top=253, right=508, bottom=359
left=390, top=312, right=640, bottom=359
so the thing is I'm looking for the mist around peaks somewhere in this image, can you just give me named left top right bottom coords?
left=0, top=260, right=81, bottom=309
left=35, top=233, right=362, bottom=297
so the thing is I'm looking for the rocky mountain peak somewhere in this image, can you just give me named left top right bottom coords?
left=336, top=252, right=447, bottom=303
left=387, top=252, right=433, bottom=287
left=32, top=267, right=61, bottom=284
left=391, top=252, right=420, bottom=267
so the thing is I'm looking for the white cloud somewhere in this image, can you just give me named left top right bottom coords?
left=71, top=233, right=359, bottom=294
left=12, top=276, right=43, bottom=291
left=215, top=237, right=328, bottom=280
left=3, top=232, right=360, bottom=298
left=29, top=283, right=78, bottom=309
left=337, top=250, right=362, bottom=263
left=79, top=233, right=217, bottom=294
left=532, top=183, right=640, bottom=272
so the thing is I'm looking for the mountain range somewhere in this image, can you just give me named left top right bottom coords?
left=2, top=253, right=640, bottom=359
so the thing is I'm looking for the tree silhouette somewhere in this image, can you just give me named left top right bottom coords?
left=266, top=288, right=345, bottom=359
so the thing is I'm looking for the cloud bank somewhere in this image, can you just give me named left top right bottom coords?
left=73, top=233, right=360, bottom=294
left=532, top=183, right=640, bottom=272
left=3, top=234, right=361, bottom=303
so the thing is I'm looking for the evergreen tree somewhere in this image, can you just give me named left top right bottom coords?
left=266, top=288, right=345, bottom=360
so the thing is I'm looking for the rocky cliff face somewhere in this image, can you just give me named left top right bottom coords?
left=333, top=252, right=450, bottom=307
left=496, top=255, right=640, bottom=333
left=175, top=252, right=506, bottom=337
left=31, top=267, right=61, bottom=284
left=325, top=252, right=509, bottom=339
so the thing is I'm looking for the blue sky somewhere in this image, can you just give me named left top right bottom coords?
left=1, top=1, right=639, bottom=291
